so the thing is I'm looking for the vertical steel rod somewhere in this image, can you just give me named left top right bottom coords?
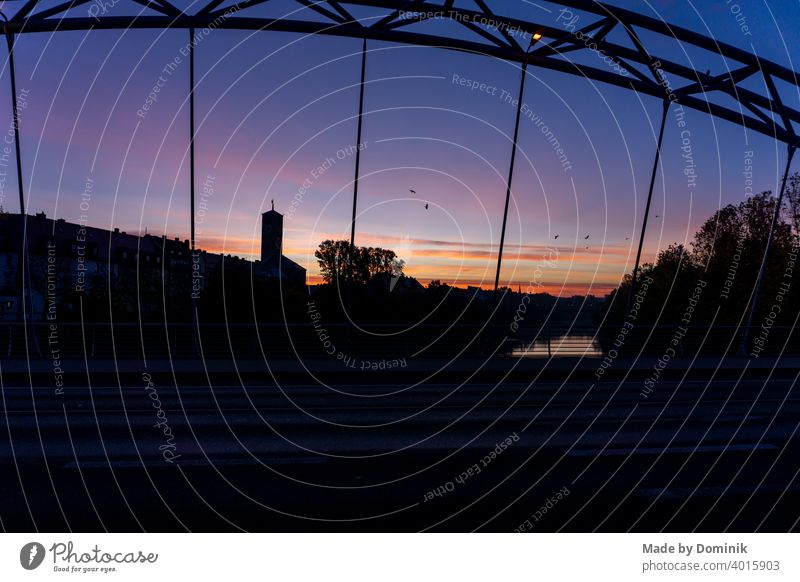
left=493, top=56, right=529, bottom=301
left=188, top=28, right=201, bottom=342
left=345, top=36, right=367, bottom=326
left=349, top=37, right=367, bottom=259
left=4, top=25, right=26, bottom=323
left=189, top=27, right=196, bottom=252
left=626, top=99, right=670, bottom=316
left=739, top=143, right=797, bottom=354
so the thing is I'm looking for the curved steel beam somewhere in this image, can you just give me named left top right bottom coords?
left=0, top=0, right=797, bottom=148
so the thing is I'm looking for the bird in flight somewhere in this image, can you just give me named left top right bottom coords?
left=424, top=203, right=429, bottom=210
left=655, top=215, right=660, bottom=218
left=410, top=189, right=416, bottom=194
left=625, top=237, right=630, bottom=240
left=584, top=235, right=590, bottom=240
left=554, top=234, right=559, bottom=239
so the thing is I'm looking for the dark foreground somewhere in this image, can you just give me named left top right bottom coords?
left=1, top=357, right=799, bottom=532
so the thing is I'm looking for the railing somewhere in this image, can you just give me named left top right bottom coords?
left=2, top=321, right=799, bottom=360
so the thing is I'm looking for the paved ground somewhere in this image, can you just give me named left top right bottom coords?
left=1, top=359, right=799, bottom=531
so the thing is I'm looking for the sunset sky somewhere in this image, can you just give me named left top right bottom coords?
left=1, top=0, right=799, bottom=295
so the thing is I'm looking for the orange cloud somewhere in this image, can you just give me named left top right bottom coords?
left=198, top=228, right=629, bottom=295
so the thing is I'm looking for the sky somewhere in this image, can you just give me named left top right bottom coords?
left=0, top=0, right=798, bottom=295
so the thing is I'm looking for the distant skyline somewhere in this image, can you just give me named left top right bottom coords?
left=1, top=0, right=798, bottom=296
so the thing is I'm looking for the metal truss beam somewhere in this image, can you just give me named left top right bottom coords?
left=0, top=0, right=796, bottom=148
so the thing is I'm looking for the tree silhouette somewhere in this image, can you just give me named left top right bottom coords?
left=315, top=239, right=403, bottom=285
left=604, top=174, right=800, bottom=332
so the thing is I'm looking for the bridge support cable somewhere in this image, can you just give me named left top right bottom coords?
left=189, top=27, right=197, bottom=254
left=188, top=27, right=202, bottom=340
left=493, top=46, right=531, bottom=301
left=346, top=36, right=367, bottom=322
left=2, top=14, right=31, bottom=340
left=739, top=143, right=797, bottom=355
left=626, top=99, right=670, bottom=317
left=349, top=36, right=367, bottom=263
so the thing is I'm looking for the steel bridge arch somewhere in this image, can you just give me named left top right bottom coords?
left=1, top=0, right=797, bottom=146
left=3, top=0, right=798, bottom=350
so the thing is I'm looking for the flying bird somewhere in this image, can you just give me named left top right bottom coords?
left=625, top=237, right=630, bottom=240
left=424, top=203, right=429, bottom=210
left=409, top=189, right=416, bottom=194
left=584, top=235, right=590, bottom=240
left=554, top=234, right=559, bottom=239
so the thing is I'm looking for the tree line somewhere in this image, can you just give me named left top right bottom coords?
left=603, top=173, right=800, bottom=336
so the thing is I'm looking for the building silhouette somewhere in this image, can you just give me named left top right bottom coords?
left=259, top=203, right=305, bottom=286
left=0, top=208, right=305, bottom=320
